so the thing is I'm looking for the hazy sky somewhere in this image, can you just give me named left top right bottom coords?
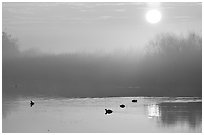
left=2, top=2, right=202, bottom=54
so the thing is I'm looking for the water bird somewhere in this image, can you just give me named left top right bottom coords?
left=30, top=101, right=34, bottom=107
left=120, top=104, right=125, bottom=108
left=132, top=99, right=137, bottom=103
left=105, top=109, right=113, bottom=115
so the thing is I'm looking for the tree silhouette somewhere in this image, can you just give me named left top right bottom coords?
left=140, top=32, right=202, bottom=96
left=2, top=32, right=20, bottom=59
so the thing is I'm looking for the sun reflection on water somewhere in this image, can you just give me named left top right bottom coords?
left=147, top=104, right=160, bottom=118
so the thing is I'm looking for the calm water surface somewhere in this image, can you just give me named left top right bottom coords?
left=2, top=97, right=202, bottom=133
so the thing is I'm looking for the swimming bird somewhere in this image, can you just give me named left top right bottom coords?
left=120, top=104, right=125, bottom=108
left=105, top=109, right=113, bottom=115
left=30, top=101, right=34, bottom=107
left=132, top=99, right=137, bottom=103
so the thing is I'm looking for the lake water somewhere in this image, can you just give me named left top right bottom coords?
left=2, top=97, right=202, bottom=133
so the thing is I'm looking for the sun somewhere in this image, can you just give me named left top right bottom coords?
left=146, top=9, right=162, bottom=24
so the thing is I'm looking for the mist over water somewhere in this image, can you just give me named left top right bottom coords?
left=2, top=31, right=202, bottom=133
left=2, top=2, right=202, bottom=133
left=3, top=32, right=202, bottom=98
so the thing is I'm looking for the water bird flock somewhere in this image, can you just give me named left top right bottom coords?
left=29, top=99, right=137, bottom=114
left=105, top=99, right=137, bottom=115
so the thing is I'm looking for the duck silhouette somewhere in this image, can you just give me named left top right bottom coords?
left=120, top=104, right=125, bottom=108
left=105, top=109, right=113, bottom=115
left=30, top=101, right=34, bottom=107
left=132, top=99, right=137, bottom=103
